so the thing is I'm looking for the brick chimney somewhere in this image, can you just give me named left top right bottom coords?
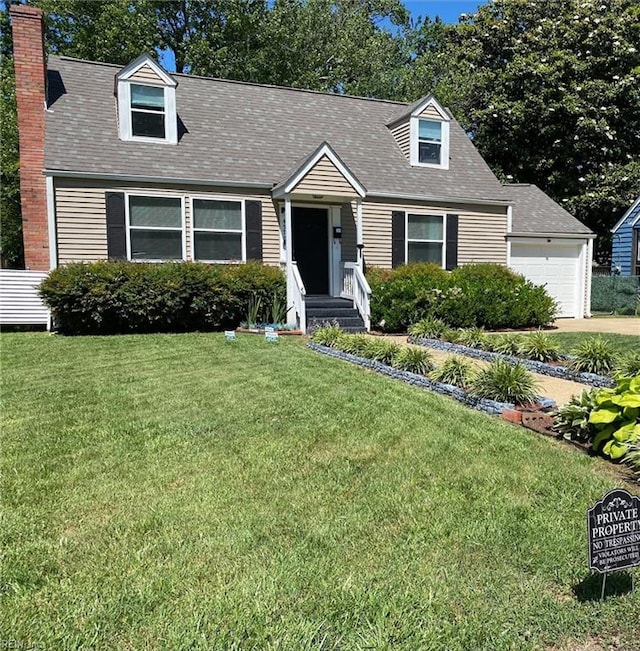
left=10, top=5, right=49, bottom=271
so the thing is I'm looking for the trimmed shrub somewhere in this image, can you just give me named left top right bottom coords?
left=368, top=263, right=557, bottom=333
left=367, top=263, right=450, bottom=332
left=40, top=261, right=286, bottom=335
left=448, top=264, right=558, bottom=329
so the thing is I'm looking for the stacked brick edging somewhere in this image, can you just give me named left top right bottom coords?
left=408, top=336, right=615, bottom=389
left=10, top=5, right=49, bottom=271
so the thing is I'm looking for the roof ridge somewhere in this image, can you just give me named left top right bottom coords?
left=51, top=55, right=408, bottom=107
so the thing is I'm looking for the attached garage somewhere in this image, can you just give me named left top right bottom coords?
left=505, top=184, right=595, bottom=319
left=510, top=239, right=587, bottom=318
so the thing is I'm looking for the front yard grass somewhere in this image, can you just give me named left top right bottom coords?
left=545, top=332, right=639, bottom=356
left=1, top=333, right=639, bottom=650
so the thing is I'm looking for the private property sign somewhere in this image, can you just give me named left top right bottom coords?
left=588, top=489, right=640, bottom=573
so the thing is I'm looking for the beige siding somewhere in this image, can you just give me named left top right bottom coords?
left=293, top=155, right=358, bottom=197
left=360, top=198, right=508, bottom=269
left=390, top=121, right=410, bottom=160
left=54, top=179, right=281, bottom=266
left=129, top=63, right=164, bottom=84
left=417, top=105, right=443, bottom=120
left=458, top=213, right=507, bottom=265
left=340, top=203, right=357, bottom=263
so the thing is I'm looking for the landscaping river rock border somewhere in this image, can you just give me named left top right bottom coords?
left=408, top=336, right=615, bottom=389
left=308, top=342, right=555, bottom=417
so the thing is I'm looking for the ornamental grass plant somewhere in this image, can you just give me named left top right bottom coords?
left=470, top=360, right=539, bottom=406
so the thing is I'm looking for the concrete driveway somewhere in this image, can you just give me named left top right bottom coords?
left=547, top=317, right=639, bottom=336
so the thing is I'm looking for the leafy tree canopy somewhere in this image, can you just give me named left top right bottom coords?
left=434, top=0, right=640, bottom=252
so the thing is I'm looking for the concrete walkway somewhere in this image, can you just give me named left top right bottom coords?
left=538, top=317, right=639, bottom=336
left=380, top=335, right=602, bottom=407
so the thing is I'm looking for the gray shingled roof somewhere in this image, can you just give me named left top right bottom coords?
left=45, top=56, right=509, bottom=204
left=505, top=184, right=593, bottom=234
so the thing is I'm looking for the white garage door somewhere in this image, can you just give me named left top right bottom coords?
left=510, top=241, right=583, bottom=318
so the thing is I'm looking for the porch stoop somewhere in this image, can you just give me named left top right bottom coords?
left=305, top=296, right=366, bottom=333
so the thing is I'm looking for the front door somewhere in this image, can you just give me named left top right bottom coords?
left=292, top=207, right=329, bottom=294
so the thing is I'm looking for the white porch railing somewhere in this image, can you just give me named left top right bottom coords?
left=290, top=262, right=307, bottom=333
left=341, top=262, right=371, bottom=331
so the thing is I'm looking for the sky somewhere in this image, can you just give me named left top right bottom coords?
left=403, top=1, right=483, bottom=23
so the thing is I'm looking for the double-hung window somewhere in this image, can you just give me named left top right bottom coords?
left=130, top=84, right=166, bottom=139
left=407, top=213, right=445, bottom=265
left=417, top=119, right=442, bottom=165
left=192, top=198, right=245, bottom=262
left=128, top=195, right=184, bottom=260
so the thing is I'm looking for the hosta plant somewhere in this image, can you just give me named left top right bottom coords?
left=552, top=388, right=598, bottom=442
left=518, top=331, right=561, bottom=362
left=392, top=346, right=435, bottom=375
left=408, top=317, right=449, bottom=340
left=469, top=360, right=539, bottom=406
left=589, top=375, right=640, bottom=461
left=456, top=327, right=487, bottom=350
left=490, top=333, right=524, bottom=356
left=568, top=336, right=617, bottom=375
left=430, top=356, right=476, bottom=388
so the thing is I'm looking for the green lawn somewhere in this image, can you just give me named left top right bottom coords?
left=545, top=332, right=640, bottom=356
left=1, top=333, right=639, bottom=650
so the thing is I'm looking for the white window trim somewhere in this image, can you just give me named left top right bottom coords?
left=190, top=196, right=246, bottom=264
left=125, top=192, right=186, bottom=262
left=405, top=211, right=447, bottom=268
left=410, top=117, right=450, bottom=170
left=118, top=81, right=177, bottom=144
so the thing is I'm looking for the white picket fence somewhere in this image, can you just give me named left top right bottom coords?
left=0, top=269, right=49, bottom=326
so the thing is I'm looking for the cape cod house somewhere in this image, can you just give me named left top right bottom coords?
left=3, top=5, right=595, bottom=330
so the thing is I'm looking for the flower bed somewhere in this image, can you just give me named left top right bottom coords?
left=308, top=342, right=555, bottom=417
left=408, top=336, right=615, bottom=389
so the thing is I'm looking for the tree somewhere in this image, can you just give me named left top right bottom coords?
left=435, top=0, right=640, bottom=255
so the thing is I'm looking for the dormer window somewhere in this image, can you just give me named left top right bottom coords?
left=418, top=119, right=442, bottom=165
left=387, top=94, right=450, bottom=170
left=130, top=84, right=166, bottom=139
left=116, top=54, right=178, bottom=144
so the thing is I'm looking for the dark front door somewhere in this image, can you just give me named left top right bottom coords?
left=292, top=207, right=329, bottom=294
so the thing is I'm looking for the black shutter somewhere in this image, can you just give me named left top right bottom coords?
left=391, top=211, right=405, bottom=268
left=445, top=214, right=458, bottom=270
left=106, top=192, right=126, bottom=259
left=245, top=200, right=263, bottom=261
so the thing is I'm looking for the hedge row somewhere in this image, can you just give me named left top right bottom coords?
left=40, top=261, right=286, bottom=335
left=367, top=263, right=557, bottom=332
